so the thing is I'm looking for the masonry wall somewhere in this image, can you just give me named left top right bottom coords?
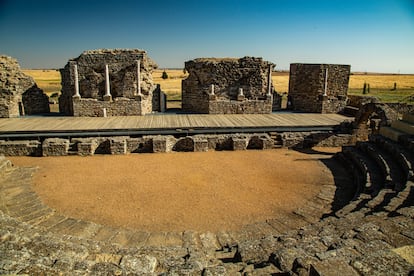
left=182, top=57, right=278, bottom=114
left=288, top=63, right=350, bottom=113
left=0, top=55, right=49, bottom=117
left=209, top=98, right=272, bottom=114
left=59, top=49, right=161, bottom=116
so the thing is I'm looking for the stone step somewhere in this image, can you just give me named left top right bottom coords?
left=384, top=181, right=414, bottom=213
left=365, top=189, right=396, bottom=211
left=402, top=113, right=414, bottom=124
left=92, top=225, right=119, bottom=243
left=334, top=152, right=364, bottom=200
left=379, top=126, right=406, bottom=142
left=391, top=120, right=414, bottom=135
left=182, top=230, right=203, bottom=252
left=372, top=136, right=414, bottom=181
left=343, top=105, right=359, bottom=117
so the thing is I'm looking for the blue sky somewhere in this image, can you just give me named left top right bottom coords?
left=0, top=0, right=413, bottom=73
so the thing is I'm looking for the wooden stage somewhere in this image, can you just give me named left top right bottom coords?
left=0, top=113, right=352, bottom=138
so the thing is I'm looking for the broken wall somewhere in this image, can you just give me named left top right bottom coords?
left=182, top=57, right=278, bottom=114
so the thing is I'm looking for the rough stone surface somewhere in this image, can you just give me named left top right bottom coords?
left=59, top=49, right=164, bottom=116
left=0, top=55, right=49, bottom=117
left=1, top=129, right=414, bottom=274
left=0, top=140, right=41, bottom=156
left=353, top=103, right=399, bottom=142
left=182, top=57, right=280, bottom=114
left=42, top=138, right=70, bottom=156
left=289, top=63, right=350, bottom=113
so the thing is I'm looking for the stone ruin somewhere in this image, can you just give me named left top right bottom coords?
left=182, top=57, right=281, bottom=114
left=288, top=63, right=350, bottom=113
left=59, top=49, right=166, bottom=116
left=0, top=55, right=50, bottom=118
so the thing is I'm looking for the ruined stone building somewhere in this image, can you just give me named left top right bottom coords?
left=59, top=49, right=166, bottom=116
left=288, top=63, right=350, bottom=113
left=182, top=57, right=280, bottom=114
left=0, top=55, right=50, bottom=118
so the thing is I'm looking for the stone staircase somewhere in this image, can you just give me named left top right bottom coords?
left=380, top=112, right=414, bottom=143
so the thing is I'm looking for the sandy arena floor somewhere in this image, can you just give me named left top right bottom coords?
left=9, top=149, right=338, bottom=232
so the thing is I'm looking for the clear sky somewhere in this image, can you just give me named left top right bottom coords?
left=1, top=0, right=413, bottom=73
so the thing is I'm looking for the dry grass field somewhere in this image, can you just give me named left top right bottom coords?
left=23, top=69, right=414, bottom=105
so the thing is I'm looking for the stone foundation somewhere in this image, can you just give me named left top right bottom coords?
left=208, top=97, right=273, bottom=114
left=0, top=132, right=354, bottom=156
left=73, top=97, right=145, bottom=117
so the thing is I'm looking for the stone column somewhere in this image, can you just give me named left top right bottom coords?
left=73, top=64, right=81, bottom=99
left=136, top=59, right=142, bottom=96
left=237, top=87, right=245, bottom=101
left=103, top=64, right=112, bottom=101
left=323, top=67, right=329, bottom=97
left=209, top=84, right=216, bottom=100
left=267, top=64, right=272, bottom=96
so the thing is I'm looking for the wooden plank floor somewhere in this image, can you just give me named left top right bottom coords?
left=0, top=113, right=351, bottom=133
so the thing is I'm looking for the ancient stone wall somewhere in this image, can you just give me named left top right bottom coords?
left=72, top=97, right=142, bottom=117
left=59, top=49, right=162, bottom=116
left=182, top=57, right=278, bottom=114
left=288, top=63, right=350, bottom=113
left=0, top=55, right=49, bottom=117
left=0, top=130, right=354, bottom=156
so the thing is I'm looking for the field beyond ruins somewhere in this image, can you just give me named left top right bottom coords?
left=23, top=69, right=414, bottom=109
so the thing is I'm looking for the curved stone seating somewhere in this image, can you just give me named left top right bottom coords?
left=1, top=132, right=413, bottom=275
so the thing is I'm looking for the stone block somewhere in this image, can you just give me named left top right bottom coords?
left=152, top=135, right=175, bottom=153
left=245, top=134, right=274, bottom=150
left=72, top=138, right=98, bottom=155
left=231, top=137, right=248, bottom=150
left=109, top=137, right=127, bottom=155
left=0, top=140, right=41, bottom=156
left=172, top=137, right=193, bottom=152
left=42, top=138, right=70, bottom=156
left=193, top=138, right=209, bottom=152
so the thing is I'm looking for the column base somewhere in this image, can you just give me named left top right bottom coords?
left=72, top=95, right=81, bottom=101
left=103, top=95, right=112, bottom=102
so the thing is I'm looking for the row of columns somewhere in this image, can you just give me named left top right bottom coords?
left=72, top=60, right=143, bottom=99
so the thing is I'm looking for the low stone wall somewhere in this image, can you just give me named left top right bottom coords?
left=280, top=132, right=354, bottom=148
left=347, top=95, right=380, bottom=108
left=73, top=97, right=144, bottom=117
left=0, top=132, right=354, bottom=156
left=208, top=97, right=272, bottom=114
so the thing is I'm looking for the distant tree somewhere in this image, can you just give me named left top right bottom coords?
left=162, top=70, right=168, bottom=79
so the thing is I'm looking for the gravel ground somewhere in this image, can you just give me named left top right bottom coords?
left=10, top=148, right=338, bottom=232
